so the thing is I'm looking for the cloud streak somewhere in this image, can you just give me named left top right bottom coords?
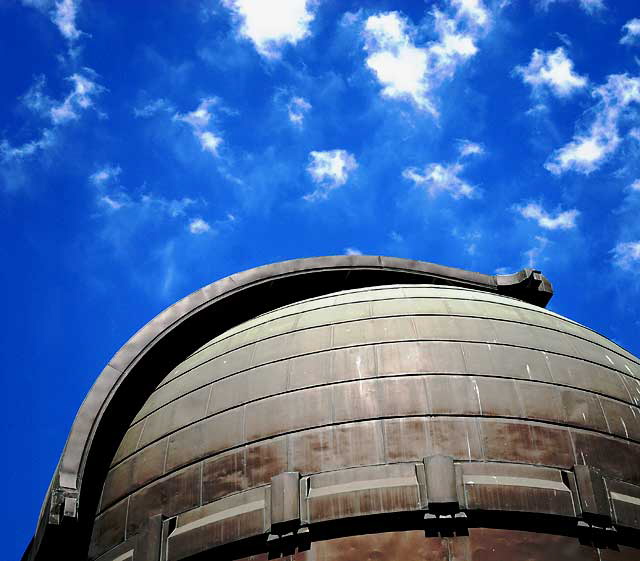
left=546, top=73, right=640, bottom=174
left=402, top=139, right=483, bottom=199
left=516, top=202, right=579, bottom=230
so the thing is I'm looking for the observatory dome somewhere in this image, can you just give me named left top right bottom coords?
left=25, top=257, right=640, bottom=561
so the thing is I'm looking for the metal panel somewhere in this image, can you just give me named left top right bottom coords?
left=166, top=487, right=268, bottom=561
left=331, top=345, right=377, bottom=383
left=165, top=407, right=244, bottom=472
left=137, top=385, right=210, bottom=448
left=127, top=465, right=200, bottom=536
left=425, top=375, right=481, bottom=415
left=574, top=464, right=612, bottom=524
left=461, top=342, right=554, bottom=382
left=202, top=448, right=247, bottom=503
left=89, top=499, right=128, bottom=560
left=305, top=464, right=420, bottom=523
left=270, top=472, right=300, bottom=529
left=424, top=455, right=458, bottom=508
left=479, top=418, right=574, bottom=467
left=244, top=385, right=332, bottom=442
left=461, top=462, right=577, bottom=517
left=572, top=430, right=640, bottom=485
left=287, top=350, right=332, bottom=389
left=376, top=341, right=467, bottom=377
left=246, top=437, right=288, bottom=488
left=607, top=478, right=640, bottom=530
left=289, top=421, right=385, bottom=474
left=101, top=439, right=168, bottom=511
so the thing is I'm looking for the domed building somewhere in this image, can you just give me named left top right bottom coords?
left=25, top=256, right=640, bottom=560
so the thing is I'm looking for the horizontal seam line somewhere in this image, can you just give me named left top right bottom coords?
left=156, top=311, right=640, bottom=398
left=100, top=413, right=640, bottom=513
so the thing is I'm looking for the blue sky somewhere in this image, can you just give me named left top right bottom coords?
left=2, top=0, right=640, bottom=557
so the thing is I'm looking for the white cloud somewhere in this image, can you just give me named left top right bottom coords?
left=133, top=98, right=174, bottom=118
left=304, top=149, right=358, bottom=201
left=546, top=74, right=640, bottom=174
left=621, top=19, right=640, bottom=46
left=515, top=47, right=587, bottom=97
left=458, top=139, right=484, bottom=157
left=344, top=247, right=362, bottom=255
left=516, top=202, right=579, bottom=230
left=287, top=96, right=311, bottom=126
left=613, top=241, right=640, bottom=270
left=52, top=0, right=81, bottom=41
left=363, top=3, right=490, bottom=116
left=537, top=0, right=605, bottom=14
left=174, top=98, right=217, bottom=128
left=188, top=218, right=211, bottom=234
left=90, top=164, right=121, bottom=185
left=197, top=131, right=223, bottom=156
left=222, top=0, right=315, bottom=58
left=630, top=179, right=640, bottom=191
left=402, top=162, right=475, bottom=199
left=174, top=99, right=223, bottom=158
left=453, top=0, right=490, bottom=27
left=524, top=235, right=549, bottom=268
left=51, top=71, right=103, bottom=123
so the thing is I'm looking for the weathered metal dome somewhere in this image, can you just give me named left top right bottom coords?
left=25, top=257, right=640, bottom=561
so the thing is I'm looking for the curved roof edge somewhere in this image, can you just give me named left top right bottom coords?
left=25, top=255, right=552, bottom=560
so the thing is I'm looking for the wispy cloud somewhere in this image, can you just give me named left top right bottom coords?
left=630, top=179, right=640, bottom=191
left=90, top=164, right=121, bottom=186
left=458, top=139, right=484, bottom=157
left=51, top=71, right=104, bottom=123
left=546, top=73, right=640, bottom=174
left=287, top=96, right=311, bottom=126
left=222, top=0, right=316, bottom=59
left=516, top=202, right=579, bottom=230
left=304, top=149, right=358, bottom=201
left=174, top=98, right=223, bottom=157
left=403, top=162, right=475, bottom=198
left=133, top=98, right=175, bottom=118
left=0, top=130, right=55, bottom=163
left=613, top=240, right=640, bottom=270
left=524, top=235, right=550, bottom=268
left=402, top=139, right=483, bottom=199
left=2, top=70, right=102, bottom=165
left=515, top=47, right=587, bottom=97
left=621, top=19, right=640, bottom=46
left=90, top=165, right=197, bottom=218
left=363, top=2, right=490, bottom=116
left=537, top=0, right=605, bottom=15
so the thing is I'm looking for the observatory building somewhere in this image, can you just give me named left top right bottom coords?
left=25, top=256, right=640, bottom=560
